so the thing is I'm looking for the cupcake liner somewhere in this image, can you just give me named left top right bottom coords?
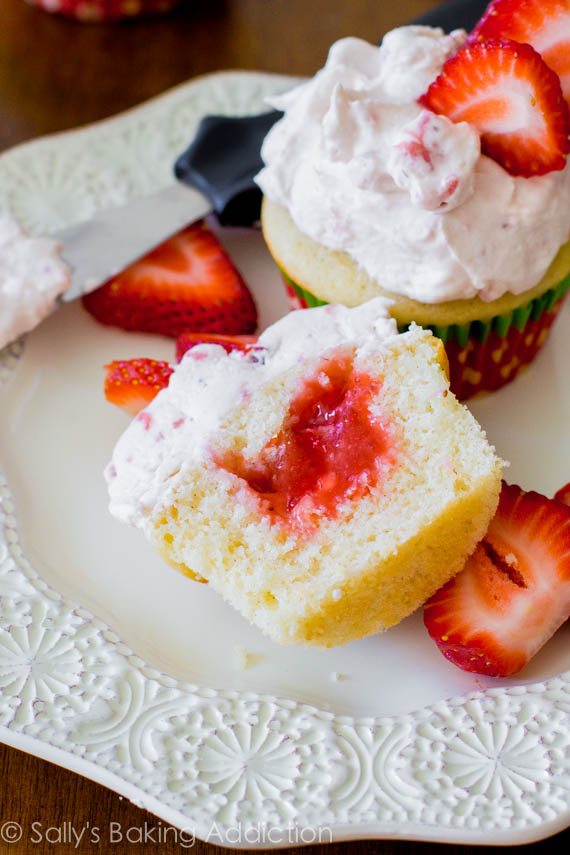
left=26, top=0, right=180, bottom=21
left=282, top=274, right=326, bottom=310
left=281, top=271, right=570, bottom=400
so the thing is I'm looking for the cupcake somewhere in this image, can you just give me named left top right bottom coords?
left=26, top=0, right=181, bottom=21
left=257, top=19, right=570, bottom=399
left=106, top=299, right=503, bottom=647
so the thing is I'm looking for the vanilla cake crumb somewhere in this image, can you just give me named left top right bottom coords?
left=108, top=301, right=504, bottom=648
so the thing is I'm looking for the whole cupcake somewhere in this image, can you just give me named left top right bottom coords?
left=257, top=9, right=570, bottom=400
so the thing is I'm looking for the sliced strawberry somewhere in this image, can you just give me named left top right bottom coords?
left=471, top=0, right=570, bottom=107
left=424, top=482, right=570, bottom=677
left=176, top=332, right=258, bottom=363
left=420, top=39, right=570, bottom=176
left=104, top=358, right=173, bottom=416
left=83, top=222, right=257, bottom=338
left=554, top=482, right=570, bottom=505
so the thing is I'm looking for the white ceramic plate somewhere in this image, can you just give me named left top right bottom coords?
left=1, top=72, right=570, bottom=848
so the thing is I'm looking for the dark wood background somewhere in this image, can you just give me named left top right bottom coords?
left=0, top=0, right=568, bottom=851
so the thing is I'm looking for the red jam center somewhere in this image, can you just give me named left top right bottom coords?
left=218, top=352, right=393, bottom=531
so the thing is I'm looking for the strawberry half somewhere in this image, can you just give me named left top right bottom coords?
left=424, top=482, right=570, bottom=677
left=471, top=0, right=570, bottom=107
left=104, top=358, right=173, bottom=416
left=176, top=332, right=258, bottom=362
left=419, top=39, right=570, bottom=176
left=83, top=222, right=257, bottom=338
left=554, top=482, right=570, bottom=506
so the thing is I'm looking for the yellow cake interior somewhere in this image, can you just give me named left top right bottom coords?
left=150, top=326, right=503, bottom=647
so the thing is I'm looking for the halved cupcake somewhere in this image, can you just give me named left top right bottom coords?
left=257, top=21, right=570, bottom=399
left=107, top=299, right=503, bottom=647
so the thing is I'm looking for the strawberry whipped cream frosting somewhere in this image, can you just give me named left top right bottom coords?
left=106, top=299, right=401, bottom=533
left=256, top=25, right=570, bottom=304
left=0, top=215, right=71, bottom=349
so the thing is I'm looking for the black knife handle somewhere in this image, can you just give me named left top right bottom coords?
left=174, top=111, right=282, bottom=227
left=412, top=0, right=488, bottom=31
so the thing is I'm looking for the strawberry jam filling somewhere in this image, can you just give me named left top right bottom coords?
left=218, top=351, right=394, bottom=531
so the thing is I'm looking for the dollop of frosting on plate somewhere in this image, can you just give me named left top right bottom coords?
left=0, top=215, right=71, bottom=349
left=256, top=26, right=570, bottom=304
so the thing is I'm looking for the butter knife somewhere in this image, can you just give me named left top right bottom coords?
left=59, top=110, right=281, bottom=303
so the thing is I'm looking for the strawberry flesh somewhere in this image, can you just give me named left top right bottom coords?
left=83, top=222, right=257, bottom=338
left=471, top=0, right=570, bottom=107
left=176, top=332, right=258, bottom=363
left=216, top=351, right=395, bottom=533
left=424, top=482, right=570, bottom=677
left=104, top=358, right=173, bottom=416
left=554, top=482, right=570, bottom=506
left=420, top=39, right=570, bottom=177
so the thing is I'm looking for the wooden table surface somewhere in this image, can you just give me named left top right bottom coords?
left=0, top=0, right=569, bottom=852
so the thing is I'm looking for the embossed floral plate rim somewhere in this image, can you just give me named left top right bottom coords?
left=1, top=72, right=570, bottom=848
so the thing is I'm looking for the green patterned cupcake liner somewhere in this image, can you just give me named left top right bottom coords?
left=281, top=270, right=570, bottom=399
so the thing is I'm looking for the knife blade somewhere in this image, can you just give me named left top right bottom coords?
left=57, top=110, right=282, bottom=302
left=60, top=184, right=210, bottom=302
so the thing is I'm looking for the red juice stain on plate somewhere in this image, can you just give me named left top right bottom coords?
left=217, top=351, right=394, bottom=532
